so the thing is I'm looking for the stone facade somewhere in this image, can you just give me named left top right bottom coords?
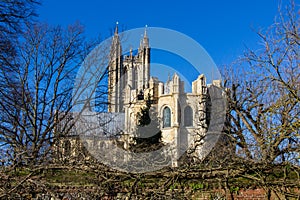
left=55, top=24, right=224, bottom=167
left=106, top=24, right=223, bottom=166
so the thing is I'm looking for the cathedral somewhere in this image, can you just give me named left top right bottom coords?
left=106, top=24, right=224, bottom=165
left=55, top=24, right=224, bottom=168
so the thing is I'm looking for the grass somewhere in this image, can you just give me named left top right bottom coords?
left=36, top=168, right=99, bottom=186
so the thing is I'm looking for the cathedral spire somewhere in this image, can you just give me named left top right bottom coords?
left=129, top=46, right=133, bottom=58
left=114, top=21, right=119, bottom=35
left=144, top=25, right=148, bottom=38
left=111, top=21, right=121, bottom=59
left=141, top=25, right=149, bottom=48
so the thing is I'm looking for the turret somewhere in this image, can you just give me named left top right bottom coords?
left=192, top=74, right=207, bottom=95
left=110, top=22, right=122, bottom=59
left=108, top=22, right=124, bottom=112
left=143, top=26, right=150, bottom=88
left=137, top=25, right=150, bottom=91
left=142, top=25, right=149, bottom=48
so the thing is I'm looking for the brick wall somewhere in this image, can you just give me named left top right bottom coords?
left=193, top=188, right=300, bottom=200
left=233, top=189, right=266, bottom=200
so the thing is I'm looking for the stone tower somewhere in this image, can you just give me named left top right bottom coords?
left=108, top=23, right=123, bottom=112
left=108, top=24, right=150, bottom=113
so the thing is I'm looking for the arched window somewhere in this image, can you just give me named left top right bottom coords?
left=82, top=141, right=89, bottom=156
left=184, top=106, right=193, bottom=127
left=63, top=140, right=71, bottom=156
left=163, top=107, right=171, bottom=128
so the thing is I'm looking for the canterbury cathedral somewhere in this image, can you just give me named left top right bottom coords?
left=55, top=24, right=225, bottom=168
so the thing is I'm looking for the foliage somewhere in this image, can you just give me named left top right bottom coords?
left=132, top=93, right=162, bottom=149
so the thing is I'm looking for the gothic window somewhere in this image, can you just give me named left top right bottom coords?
left=134, top=67, right=138, bottom=89
left=177, top=102, right=181, bottom=125
left=137, top=90, right=144, bottom=100
left=82, top=141, right=89, bottom=156
left=123, top=66, right=128, bottom=88
left=99, top=141, right=105, bottom=149
left=163, top=106, right=171, bottom=128
left=184, top=106, right=193, bottom=127
left=63, top=140, right=71, bottom=157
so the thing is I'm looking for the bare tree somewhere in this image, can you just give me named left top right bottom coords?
left=0, top=0, right=39, bottom=74
left=225, top=1, right=299, bottom=164
left=0, top=0, right=38, bottom=32
left=222, top=1, right=300, bottom=198
left=0, top=22, right=103, bottom=197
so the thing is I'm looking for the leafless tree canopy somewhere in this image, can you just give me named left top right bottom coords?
left=218, top=2, right=300, bottom=198
left=0, top=22, right=95, bottom=166
left=0, top=0, right=39, bottom=70
left=224, top=1, right=299, bottom=165
left=0, top=0, right=38, bottom=32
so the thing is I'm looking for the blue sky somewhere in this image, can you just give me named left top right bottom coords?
left=38, top=0, right=285, bottom=88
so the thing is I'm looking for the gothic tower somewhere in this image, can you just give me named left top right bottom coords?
left=108, top=23, right=123, bottom=112
left=108, top=24, right=151, bottom=112
left=137, top=27, right=150, bottom=91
